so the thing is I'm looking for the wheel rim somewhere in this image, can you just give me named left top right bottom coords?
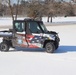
left=46, top=43, right=53, bottom=52
left=1, top=44, right=7, bottom=51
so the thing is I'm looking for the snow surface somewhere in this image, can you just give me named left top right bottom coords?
left=0, top=16, right=76, bottom=26
left=42, top=16, right=76, bottom=23
left=0, top=17, right=76, bottom=75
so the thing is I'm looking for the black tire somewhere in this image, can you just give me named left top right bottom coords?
left=45, top=42, right=55, bottom=53
left=0, top=42, right=9, bottom=52
left=55, top=42, right=59, bottom=50
left=55, top=44, right=59, bottom=50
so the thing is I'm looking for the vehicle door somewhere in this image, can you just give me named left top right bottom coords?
left=12, top=21, right=28, bottom=48
left=26, top=21, right=44, bottom=48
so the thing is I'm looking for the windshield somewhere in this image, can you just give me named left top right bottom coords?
left=28, top=21, right=42, bottom=33
left=39, top=22, right=48, bottom=33
left=28, top=21, right=48, bottom=33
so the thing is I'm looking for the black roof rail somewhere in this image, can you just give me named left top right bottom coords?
left=24, top=18, right=35, bottom=21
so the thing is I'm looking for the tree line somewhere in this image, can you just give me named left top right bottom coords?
left=0, top=0, right=76, bottom=22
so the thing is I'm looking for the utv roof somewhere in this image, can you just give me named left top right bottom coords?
left=14, top=18, right=43, bottom=22
left=24, top=18, right=35, bottom=21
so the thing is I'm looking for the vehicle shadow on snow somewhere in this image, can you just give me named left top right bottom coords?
left=9, top=48, right=45, bottom=53
left=55, top=46, right=76, bottom=53
left=15, top=46, right=76, bottom=53
left=1, top=46, right=76, bottom=53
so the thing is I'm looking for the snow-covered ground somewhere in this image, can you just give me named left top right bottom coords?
left=43, top=16, right=76, bottom=23
left=0, top=17, right=76, bottom=75
left=0, top=16, right=76, bottom=27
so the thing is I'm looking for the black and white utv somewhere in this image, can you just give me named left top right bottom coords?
left=0, top=19, right=60, bottom=53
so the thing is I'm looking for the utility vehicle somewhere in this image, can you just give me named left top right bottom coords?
left=0, top=19, right=60, bottom=53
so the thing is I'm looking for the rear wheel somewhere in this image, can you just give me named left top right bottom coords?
left=45, top=42, right=55, bottom=53
left=0, top=42, right=9, bottom=52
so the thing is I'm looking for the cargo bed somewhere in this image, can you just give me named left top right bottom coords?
left=0, top=31, right=12, bottom=37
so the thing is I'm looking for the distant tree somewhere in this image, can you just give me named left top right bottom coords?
left=44, top=0, right=57, bottom=23
left=61, top=2, right=75, bottom=16
left=67, top=3, right=75, bottom=16
left=27, top=1, right=44, bottom=20
left=0, top=0, right=3, bottom=16
left=0, top=0, right=76, bottom=21
left=27, top=2, right=38, bottom=19
left=20, top=0, right=29, bottom=16
left=2, top=0, right=21, bottom=21
left=71, top=0, right=76, bottom=3
left=0, top=4, right=2, bottom=16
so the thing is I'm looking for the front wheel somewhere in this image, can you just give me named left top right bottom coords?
left=0, top=42, right=9, bottom=52
left=55, top=42, right=59, bottom=50
left=45, top=42, right=55, bottom=53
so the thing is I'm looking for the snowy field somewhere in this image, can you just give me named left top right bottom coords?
left=1, top=16, right=76, bottom=28
left=0, top=17, right=76, bottom=75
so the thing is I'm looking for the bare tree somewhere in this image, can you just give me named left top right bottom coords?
left=2, top=0, right=20, bottom=21
left=27, top=2, right=38, bottom=19
left=60, top=2, right=75, bottom=16
left=27, top=1, right=44, bottom=20
left=44, top=0, right=56, bottom=23
left=0, top=0, right=3, bottom=16
left=71, top=0, right=76, bottom=3
left=0, top=2, right=2, bottom=16
left=1, top=0, right=76, bottom=21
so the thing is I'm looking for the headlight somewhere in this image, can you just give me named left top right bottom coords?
left=50, top=34, right=55, bottom=40
left=56, top=34, right=58, bottom=37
